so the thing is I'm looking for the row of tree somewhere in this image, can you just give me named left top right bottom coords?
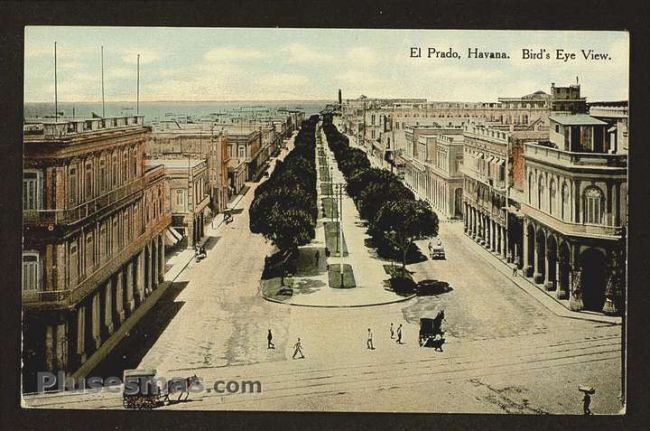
left=321, top=114, right=439, bottom=270
left=250, top=115, right=321, bottom=284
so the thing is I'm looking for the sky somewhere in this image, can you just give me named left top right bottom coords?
left=24, top=27, right=628, bottom=103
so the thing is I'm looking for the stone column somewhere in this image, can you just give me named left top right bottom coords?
left=91, top=293, right=101, bottom=350
left=159, top=235, right=166, bottom=283
left=544, top=250, right=553, bottom=291
left=523, top=222, right=532, bottom=277
left=501, top=226, right=507, bottom=259
left=555, top=259, right=563, bottom=298
left=115, top=273, right=125, bottom=324
left=152, top=239, right=158, bottom=289
left=569, top=269, right=584, bottom=311
left=55, top=323, right=67, bottom=371
left=45, top=325, right=54, bottom=371
left=126, top=261, right=135, bottom=312
left=76, top=306, right=86, bottom=364
left=137, top=251, right=145, bottom=303
left=533, top=242, right=543, bottom=284
left=104, top=281, right=114, bottom=335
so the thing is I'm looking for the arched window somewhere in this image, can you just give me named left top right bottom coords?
left=549, top=179, right=556, bottom=215
left=561, top=182, right=570, bottom=220
left=538, top=176, right=545, bottom=210
left=584, top=187, right=604, bottom=224
left=528, top=172, right=534, bottom=204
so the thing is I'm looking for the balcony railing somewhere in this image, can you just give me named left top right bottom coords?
left=22, top=214, right=171, bottom=310
left=23, top=177, right=146, bottom=226
left=524, top=143, right=627, bottom=168
left=25, top=116, right=145, bottom=140
left=521, top=204, right=622, bottom=239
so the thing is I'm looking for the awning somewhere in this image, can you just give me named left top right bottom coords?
left=169, top=227, right=183, bottom=241
left=165, top=228, right=180, bottom=246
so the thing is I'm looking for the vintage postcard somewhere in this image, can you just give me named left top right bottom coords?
left=21, top=27, right=627, bottom=414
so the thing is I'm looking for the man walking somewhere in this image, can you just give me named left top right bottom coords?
left=292, top=338, right=305, bottom=359
left=582, top=391, right=592, bottom=415
left=267, top=329, right=275, bottom=349
left=512, top=265, right=517, bottom=277
left=315, top=250, right=320, bottom=265
left=367, top=328, right=375, bottom=350
left=396, top=324, right=403, bottom=344
left=389, top=323, right=395, bottom=339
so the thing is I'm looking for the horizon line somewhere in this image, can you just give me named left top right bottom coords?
left=24, top=98, right=337, bottom=104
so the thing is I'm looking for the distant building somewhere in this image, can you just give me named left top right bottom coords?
left=148, top=159, right=210, bottom=249
left=148, top=121, right=230, bottom=214
left=22, top=116, right=170, bottom=390
left=462, top=121, right=549, bottom=265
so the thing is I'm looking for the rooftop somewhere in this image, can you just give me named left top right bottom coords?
left=550, top=114, right=607, bottom=126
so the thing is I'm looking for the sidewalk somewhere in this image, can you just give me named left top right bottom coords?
left=462, top=231, right=622, bottom=325
left=164, top=186, right=251, bottom=283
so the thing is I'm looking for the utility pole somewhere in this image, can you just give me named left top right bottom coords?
left=101, top=46, right=105, bottom=118
left=136, top=53, right=140, bottom=115
left=54, top=41, right=58, bottom=122
left=339, top=183, right=344, bottom=288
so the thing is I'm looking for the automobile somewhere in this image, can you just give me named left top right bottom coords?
left=416, top=280, right=451, bottom=296
left=430, top=240, right=445, bottom=259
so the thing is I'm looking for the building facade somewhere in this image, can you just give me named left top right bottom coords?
left=22, top=116, right=170, bottom=390
left=148, top=121, right=230, bottom=214
left=520, top=114, right=627, bottom=314
left=149, top=159, right=211, bottom=248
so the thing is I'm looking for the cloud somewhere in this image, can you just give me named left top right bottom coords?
left=282, top=43, right=335, bottom=65
left=345, top=47, right=378, bottom=65
left=203, top=47, right=268, bottom=62
left=117, top=47, right=162, bottom=64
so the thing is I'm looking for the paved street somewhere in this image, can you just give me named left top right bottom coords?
left=23, top=126, right=622, bottom=414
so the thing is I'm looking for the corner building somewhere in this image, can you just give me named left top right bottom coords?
left=22, top=116, right=171, bottom=390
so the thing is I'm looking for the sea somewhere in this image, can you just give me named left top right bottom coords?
left=24, top=100, right=333, bottom=124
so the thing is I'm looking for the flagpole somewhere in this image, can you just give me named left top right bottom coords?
left=54, top=41, right=58, bottom=122
left=101, top=45, right=105, bottom=118
left=136, top=53, right=140, bottom=115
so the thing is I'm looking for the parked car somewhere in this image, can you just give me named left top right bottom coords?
left=429, top=240, right=445, bottom=259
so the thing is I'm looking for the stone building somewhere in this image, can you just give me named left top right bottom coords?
left=148, top=159, right=210, bottom=248
left=462, top=121, right=549, bottom=266
left=225, top=128, right=262, bottom=181
left=148, top=121, right=230, bottom=214
left=520, top=113, right=627, bottom=314
left=22, top=116, right=170, bottom=390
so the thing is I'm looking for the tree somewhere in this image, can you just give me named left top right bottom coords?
left=374, top=199, right=439, bottom=269
left=265, top=205, right=315, bottom=285
left=358, top=180, right=413, bottom=221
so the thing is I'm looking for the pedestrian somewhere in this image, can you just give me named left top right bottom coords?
left=367, top=328, right=374, bottom=350
left=582, top=392, right=592, bottom=415
left=315, top=250, right=320, bottom=265
left=389, top=323, right=395, bottom=339
left=396, top=324, right=403, bottom=344
left=267, top=329, right=275, bottom=349
left=428, top=241, right=433, bottom=254
left=292, top=338, right=305, bottom=359
left=512, top=265, right=517, bottom=277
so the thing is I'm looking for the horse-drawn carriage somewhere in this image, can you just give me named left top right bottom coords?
left=419, top=310, right=446, bottom=350
left=122, top=369, right=200, bottom=410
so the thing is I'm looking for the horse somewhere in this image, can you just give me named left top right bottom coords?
left=164, top=375, right=200, bottom=403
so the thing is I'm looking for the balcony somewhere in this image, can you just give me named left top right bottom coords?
left=22, top=214, right=171, bottom=311
left=23, top=177, right=146, bottom=226
left=521, top=203, right=621, bottom=239
left=524, top=143, right=627, bottom=169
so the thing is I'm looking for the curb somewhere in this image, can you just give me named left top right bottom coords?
left=261, top=291, right=416, bottom=308
left=463, top=234, right=621, bottom=326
